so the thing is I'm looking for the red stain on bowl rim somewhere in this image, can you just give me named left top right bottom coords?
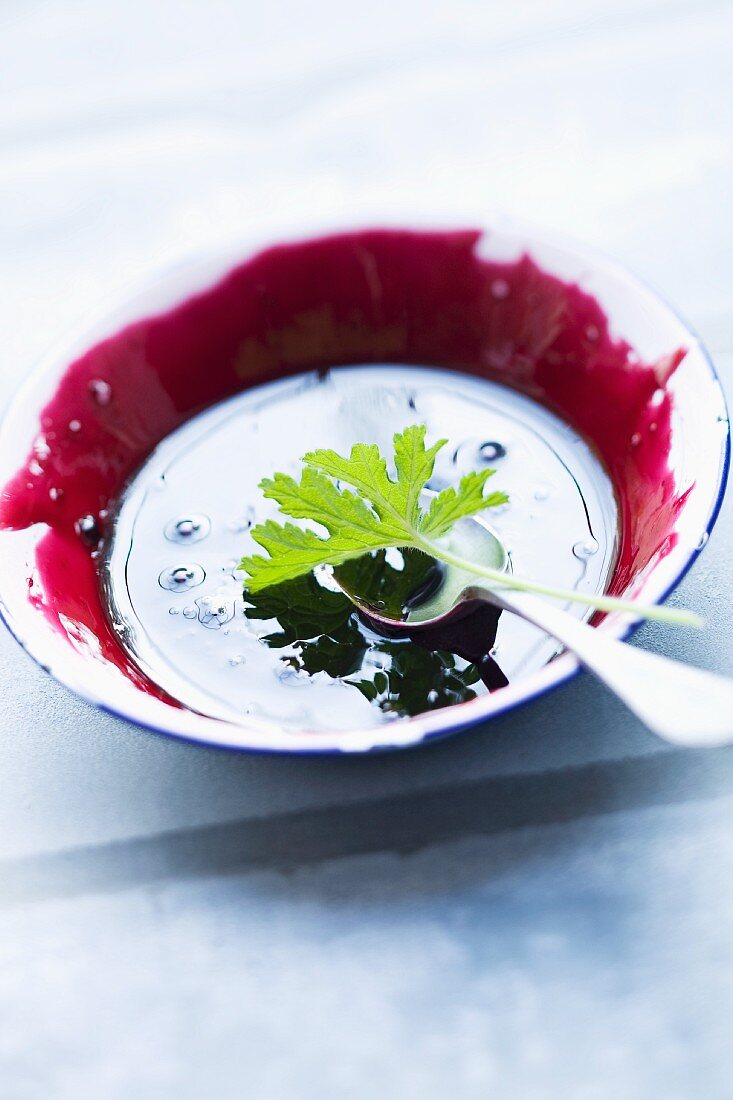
left=0, top=229, right=687, bottom=695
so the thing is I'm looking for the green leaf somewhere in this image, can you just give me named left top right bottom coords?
left=240, top=517, right=400, bottom=594
left=420, top=470, right=508, bottom=538
left=303, top=424, right=446, bottom=539
left=261, top=468, right=385, bottom=542
left=392, top=424, right=447, bottom=526
left=241, top=424, right=499, bottom=594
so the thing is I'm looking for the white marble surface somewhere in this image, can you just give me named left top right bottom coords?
left=1, top=1, right=732, bottom=1096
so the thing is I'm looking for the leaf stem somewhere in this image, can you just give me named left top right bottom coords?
left=415, top=537, right=703, bottom=628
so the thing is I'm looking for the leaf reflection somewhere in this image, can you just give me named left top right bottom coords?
left=243, top=551, right=507, bottom=719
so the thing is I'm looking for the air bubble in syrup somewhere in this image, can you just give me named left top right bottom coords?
left=68, top=419, right=82, bottom=434
left=573, top=538, right=599, bottom=560
left=169, top=607, right=179, bottom=615
left=75, top=513, right=100, bottom=547
left=34, top=437, right=51, bottom=461
left=164, top=514, right=211, bottom=544
left=479, top=441, right=507, bottom=462
left=195, top=593, right=235, bottom=629
left=88, top=379, right=112, bottom=406
left=182, top=605, right=197, bottom=619
left=48, top=486, right=63, bottom=502
left=490, top=278, right=510, bottom=300
left=229, top=655, right=246, bottom=667
left=158, top=564, right=205, bottom=592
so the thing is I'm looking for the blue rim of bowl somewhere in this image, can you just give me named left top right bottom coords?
left=0, top=232, right=729, bottom=755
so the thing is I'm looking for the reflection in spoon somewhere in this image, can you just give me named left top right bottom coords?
left=242, top=542, right=509, bottom=718
left=332, top=524, right=511, bottom=692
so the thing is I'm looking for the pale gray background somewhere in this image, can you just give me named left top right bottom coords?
left=1, top=1, right=732, bottom=1097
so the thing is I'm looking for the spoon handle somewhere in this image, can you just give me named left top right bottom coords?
left=480, top=588, right=733, bottom=747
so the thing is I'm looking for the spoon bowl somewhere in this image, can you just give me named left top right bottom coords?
left=333, top=518, right=510, bottom=631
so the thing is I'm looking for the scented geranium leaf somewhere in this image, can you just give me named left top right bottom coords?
left=261, top=468, right=385, bottom=542
left=392, top=424, right=447, bottom=526
left=241, top=518, right=402, bottom=594
left=240, top=424, right=505, bottom=594
left=303, top=441, right=402, bottom=532
left=420, top=470, right=508, bottom=539
left=303, top=425, right=446, bottom=538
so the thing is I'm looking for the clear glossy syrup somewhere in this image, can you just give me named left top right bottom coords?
left=103, top=365, right=618, bottom=732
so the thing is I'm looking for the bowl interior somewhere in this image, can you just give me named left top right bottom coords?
left=0, top=226, right=727, bottom=752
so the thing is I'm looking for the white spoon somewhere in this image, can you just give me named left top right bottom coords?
left=334, top=524, right=733, bottom=748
